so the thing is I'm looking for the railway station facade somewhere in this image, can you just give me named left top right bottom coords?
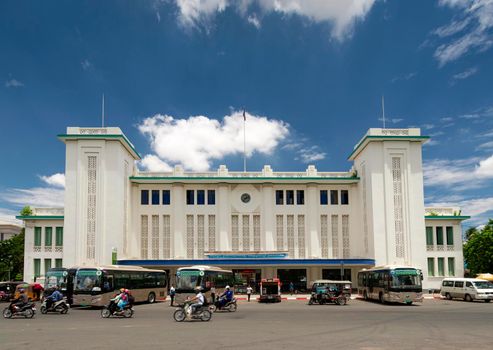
left=18, top=126, right=469, bottom=290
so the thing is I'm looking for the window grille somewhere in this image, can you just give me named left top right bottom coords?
left=163, top=215, right=171, bottom=259
left=253, top=215, right=261, bottom=251
left=242, top=215, right=250, bottom=251
left=392, top=157, right=405, bottom=258
left=141, top=215, right=148, bottom=259
left=123, top=161, right=128, bottom=254
left=320, top=215, right=329, bottom=258
left=87, top=155, right=97, bottom=260
left=208, top=215, right=216, bottom=252
left=197, top=215, right=205, bottom=258
left=361, top=164, right=369, bottom=253
left=276, top=215, right=284, bottom=251
left=151, top=215, right=159, bottom=259
left=287, top=215, right=295, bottom=257
left=331, top=215, right=339, bottom=258
left=186, top=215, right=194, bottom=258
left=342, top=215, right=350, bottom=258
left=297, top=215, right=305, bottom=258
left=231, top=215, right=239, bottom=251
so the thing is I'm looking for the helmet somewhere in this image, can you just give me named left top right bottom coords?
left=195, top=286, right=202, bottom=291
left=119, top=288, right=125, bottom=293
left=19, top=288, right=25, bottom=293
left=225, top=285, right=230, bottom=290
left=124, top=289, right=129, bottom=293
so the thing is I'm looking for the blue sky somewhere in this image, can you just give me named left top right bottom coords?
left=0, top=0, right=492, bottom=227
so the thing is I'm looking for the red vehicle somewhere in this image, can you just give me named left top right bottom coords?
left=259, top=278, right=281, bottom=303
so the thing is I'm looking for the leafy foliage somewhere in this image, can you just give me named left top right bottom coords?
left=20, top=206, right=32, bottom=216
left=463, top=220, right=493, bottom=275
left=0, top=229, right=25, bottom=281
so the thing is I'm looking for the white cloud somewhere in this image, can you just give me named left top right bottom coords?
left=138, top=111, right=289, bottom=171
left=452, top=66, right=479, bottom=81
left=40, top=173, right=65, bottom=188
left=247, top=13, right=261, bottom=29
left=0, top=208, right=23, bottom=226
left=139, top=154, right=173, bottom=172
left=423, top=154, right=493, bottom=189
left=173, top=0, right=376, bottom=40
left=297, top=146, right=326, bottom=163
left=378, top=117, right=403, bottom=124
left=477, top=141, right=493, bottom=149
left=2, top=187, right=65, bottom=208
left=5, top=79, right=24, bottom=88
left=391, top=72, right=417, bottom=83
left=433, top=0, right=493, bottom=66
left=427, top=196, right=493, bottom=226
left=440, top=117, right=453, bottom=122
left=81, top=59, right=92, bottom=71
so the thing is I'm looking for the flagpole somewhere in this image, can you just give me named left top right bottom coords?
left=243, top=109, right=246, bottom=172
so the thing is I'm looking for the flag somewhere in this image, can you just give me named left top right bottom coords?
left=243, top=110, right=246, bottom=121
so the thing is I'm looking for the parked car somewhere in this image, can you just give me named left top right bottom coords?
left=440, top=278, right=493, bottom=302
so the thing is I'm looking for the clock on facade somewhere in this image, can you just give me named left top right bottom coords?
left=241, top=193, right=251, bottom=203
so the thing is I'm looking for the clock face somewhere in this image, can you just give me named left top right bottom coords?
left=241, top=193, right=251, bottom=203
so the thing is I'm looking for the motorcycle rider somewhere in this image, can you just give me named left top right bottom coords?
left=218, top=285, right=234, bottom=308
left=45, top=286, right=63, bottom=310
left=111, top=288, right=129, bottom=312
left=13, top=288, right=29, bottom=312
left=187, top=286, right=204, bottom=316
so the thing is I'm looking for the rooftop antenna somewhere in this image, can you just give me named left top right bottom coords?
left=101, top=93, right=105, bottom=127
left=381, top=95, right=386, bottom=129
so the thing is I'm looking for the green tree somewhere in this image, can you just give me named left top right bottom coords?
left=0, top=229, right=25, bottom=281
left=20, top=206, right=32, bottom=216
left=463, top=220, right=493, bottom=275
left=465, top=227, right=479, bottom=240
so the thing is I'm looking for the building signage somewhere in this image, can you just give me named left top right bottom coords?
left=207, top=253, right=288, bottom=259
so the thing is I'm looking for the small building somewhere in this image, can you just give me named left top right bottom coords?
left=0, top=219, right=23, bottom=241
left=17, top=126, right=470, bottom=289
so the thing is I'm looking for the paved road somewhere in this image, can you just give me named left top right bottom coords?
left=1, top=299, right=492, bottom=350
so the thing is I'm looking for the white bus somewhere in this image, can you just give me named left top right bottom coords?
left=358, top=265, right=423, bottom=305
left=73, top=265, right=167, bottom=307
left=175, top=265, right=235, bottom=305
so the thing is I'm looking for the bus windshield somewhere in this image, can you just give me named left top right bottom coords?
left=45, top=270, right=67, bottom=289
left=176, top=270, right=202, bottom=291
left=473, top=281, right=493, bottom=289
left=75, top=269, right=101, bottom=293
left=390, top=270, right=421, bottom=289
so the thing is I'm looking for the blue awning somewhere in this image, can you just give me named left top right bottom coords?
left=117, top=258, right=375, bottom=267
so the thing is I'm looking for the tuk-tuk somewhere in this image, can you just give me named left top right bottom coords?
left=259, top=278, right=281, bottom=303
left=308, top=280, right=352, bottom=306
left=13, top=283, right=40, bottom=301
left=0, top=281, right=26, bottom=302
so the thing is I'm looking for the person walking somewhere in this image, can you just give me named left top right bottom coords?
left=169, top=285, right=175, bottom=307
left=210, top=286, right=216, bottom=304
left=289, top=281, right=294, bottom=296
left=246, top=285, right=253, bottom=302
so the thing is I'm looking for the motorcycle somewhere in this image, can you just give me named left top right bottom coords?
left=209, top=297, right=237, bottom=312
left=101, top=299, right=134, bottom=318
left=40, top=297, right=69, bottom=314
left=3, top=301, right=36, bottom=318
left=173, top=300, right=212, bottom=322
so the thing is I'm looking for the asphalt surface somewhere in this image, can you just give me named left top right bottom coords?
left=1, top=298, right=492, bottom=350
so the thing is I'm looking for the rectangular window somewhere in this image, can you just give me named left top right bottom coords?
left=141, top=190, right=149, bottom=205
left=55, top=227, right=63, bottom=246
left=437, top=257, right=445, bottom=276
left=34, top=259, right=41, bottom=278
left=44, top=259, right=52, bottom=275
left=286, top=190, right=294, bottom=205
left=34, top=227, right=42, bottom=246
left=320, top=190, right=328, bottom=205
left=448, top=257, right=455, bottom=276
left=436, top=227, right=444, bottom=245
left=427, top=258, right=435, bottom=277
left=446, top=226, right=454, bottom=245
left=207, top=190, right=215, bottom=205
left=151, top=190, right=159, bottom=205
left=330, top=190, right=338, bottom=205
left=275, top=190, right=284, bottom=205
left=186, top=190, right=194, bottom=205
left=55, top=259, right=63, bottom=268
left=162, top=190, right=170, bottom=205
left=426, top=227, right=433, bottom=245
left=197, top=190, right=205, bottom=205
left=296, top=190, right=304, bottom=205
left=45, top=227, right=53, bottom=246
left=341, top=190, right=349, bottom=205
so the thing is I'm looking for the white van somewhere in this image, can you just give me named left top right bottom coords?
left=440, top=278, right=493, bottom=302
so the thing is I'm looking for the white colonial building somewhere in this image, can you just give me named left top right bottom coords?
left=17, top=127, right=469, bottom=290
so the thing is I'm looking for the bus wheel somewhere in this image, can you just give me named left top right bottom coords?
left=147, top=292, right=156, bottom=304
